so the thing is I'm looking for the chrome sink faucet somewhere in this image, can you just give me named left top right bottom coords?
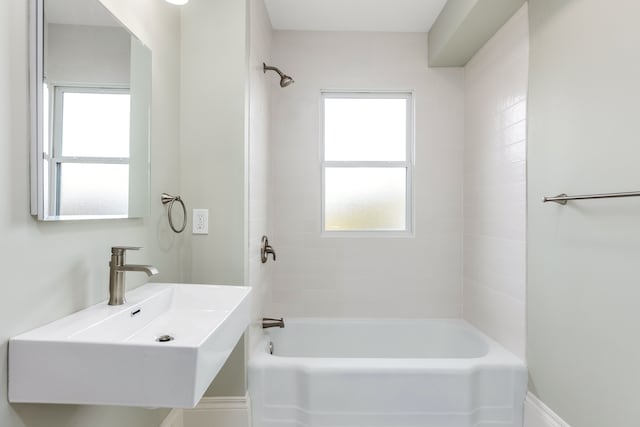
left=108, top=246, right=159, bottom=306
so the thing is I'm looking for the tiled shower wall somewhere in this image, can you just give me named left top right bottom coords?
left=268, top=31, right=465, bottom=318
left=463, top=4, right=528, bottom=360
left=248, top=0, right=273, bottom=349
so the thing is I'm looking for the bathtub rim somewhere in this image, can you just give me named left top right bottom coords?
left=249, top=318, right=526, bottom=372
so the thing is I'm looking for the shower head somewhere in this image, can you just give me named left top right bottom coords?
left=263, top=63, right=295, bottom=88
left=279, top=74, right=294, bottom=88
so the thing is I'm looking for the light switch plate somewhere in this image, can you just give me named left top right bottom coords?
left=192, top=209, right=208, bottom=234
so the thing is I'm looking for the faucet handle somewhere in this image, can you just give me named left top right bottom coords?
left=111, top=246, right=142, bottom=255
left=260, top=236, right=276, bottom=263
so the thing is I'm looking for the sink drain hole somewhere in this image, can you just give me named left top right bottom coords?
left=156, top=335, right=174, bottom=343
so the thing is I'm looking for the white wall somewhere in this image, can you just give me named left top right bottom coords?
left=0, top=0, right=182, bottom=426
left=428, top=0, right=525, bottom=67
left=180, top=0, right=249, bottom=398
left=46, top=23, right=130, bottom=84
left=268, top=31, right=464, bottom=318
left=463, top=4, right=528, bottom=360
left=528, top=0, right=640, bottom=425
left=182, top=396, right=250, bottom=427
left=180, top=0, right=248, bottom=287
left=247, top=0, right=273, bottom=350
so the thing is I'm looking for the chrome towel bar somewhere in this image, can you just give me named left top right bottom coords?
left=543, top=190, right=640, bottom=205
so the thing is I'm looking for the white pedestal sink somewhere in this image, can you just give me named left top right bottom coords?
left=8, top=283, right=251, bottom=408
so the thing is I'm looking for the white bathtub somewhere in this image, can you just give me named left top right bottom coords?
left=249, top=319, right=527, bottom=427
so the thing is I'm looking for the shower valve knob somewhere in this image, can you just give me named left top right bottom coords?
left=261, top=235, right=276, bottom=263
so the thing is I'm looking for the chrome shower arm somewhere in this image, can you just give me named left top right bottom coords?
left=263, top=63, right=285, bottom=78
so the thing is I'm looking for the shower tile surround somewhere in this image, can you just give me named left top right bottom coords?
left=262, top=13, right=529, bottom=426
left=247, top=0, right=274, bottom=351
left=463, top=5, right=528, bottom=360
left=266, top=6, right=528, bottom=378
left=268, top=31, right=465, bottom=318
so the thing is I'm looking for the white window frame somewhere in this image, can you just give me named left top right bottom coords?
left=320, top=91, right=414, bottom=237
left=48, top=85, right=130, bottom=216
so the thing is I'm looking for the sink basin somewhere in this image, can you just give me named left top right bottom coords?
left=8, top=283, right=251, bottom=408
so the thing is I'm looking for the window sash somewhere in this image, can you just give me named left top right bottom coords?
left=321, top=91, right=414, bottom=235
left=48, top=85, right=130, bottom=216
left=51, top=85, right=130, bottom=158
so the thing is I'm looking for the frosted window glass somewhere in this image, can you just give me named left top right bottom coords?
left=324, top=98, right=406, bottom=161
left=325, top=168, right=406, bottom=231
left=58, top=163, right=128, bottom=215
left=61, top=92, right=130, bottom=158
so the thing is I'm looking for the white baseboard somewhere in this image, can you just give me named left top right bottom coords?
left=160, top=408, right=184, bottom=427
left=183, top=394, right=251, bottom=427
left=169, top=392, right=566, bottom=427
left=524, top=392, right=571, bottom=427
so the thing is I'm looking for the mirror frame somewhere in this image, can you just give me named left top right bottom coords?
left=29, top=0, right=44, bottom=218
left=29, top=0, right=152, bottom=221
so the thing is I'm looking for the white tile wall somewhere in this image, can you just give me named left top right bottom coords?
left=268, top=31, right=465, bottom=318
left=463, top=4, right=528, bottom=360
left=248, top=0, right=273, bottom=349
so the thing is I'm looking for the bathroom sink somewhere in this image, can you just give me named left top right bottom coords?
left=8, top=283, right=251, bottom=408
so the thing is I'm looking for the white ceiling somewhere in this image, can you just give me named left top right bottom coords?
left=263, top=0, right=448, bottom=32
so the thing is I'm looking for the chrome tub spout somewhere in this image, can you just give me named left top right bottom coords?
left=262, top=317, right=285, bottom=329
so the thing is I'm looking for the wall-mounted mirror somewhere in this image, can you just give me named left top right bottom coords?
left=30, top=0, right=152, bottom=220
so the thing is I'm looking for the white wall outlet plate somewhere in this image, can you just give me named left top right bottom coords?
left=192, top=209, right=208, bottom=234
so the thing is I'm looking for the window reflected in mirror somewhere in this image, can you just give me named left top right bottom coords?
left=31, top=0, right=151, bottom=220
left=46, top=86, right=131, bottom=215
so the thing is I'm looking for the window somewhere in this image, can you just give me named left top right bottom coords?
left=47, top=85, right=130, bottom=216
left=322, top=92, right=413, bottom=233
